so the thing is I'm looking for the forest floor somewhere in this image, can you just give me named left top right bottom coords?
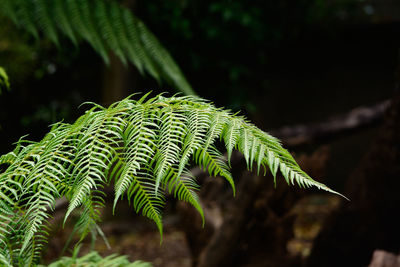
left=42, top=194, right=340, bottom=267
left=43, top=203, right=192, bottom=267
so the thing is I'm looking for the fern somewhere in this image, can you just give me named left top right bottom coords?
left=39, top=248, right=151, bottom=267
left=0, top=0, right=195, bottom=95
left=0, top=67, right=10, bottom=94
left=0, top=93, right=345, bottom=266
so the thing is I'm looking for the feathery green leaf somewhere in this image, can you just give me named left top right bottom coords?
left=0, top=93, right=345, bottom=265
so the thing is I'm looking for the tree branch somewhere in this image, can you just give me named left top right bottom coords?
left=270, top=99, right=392, bottom=147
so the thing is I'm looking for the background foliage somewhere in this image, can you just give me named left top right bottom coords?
left=0, top=0, right=195, bottom=95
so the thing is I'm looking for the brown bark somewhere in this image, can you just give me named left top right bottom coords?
left=306, top=95, right=400, bottom=267
left=196, top=172, right=262, bottom=267
left=102, top=53, right=131, bottom=105
left=101, top=0, right=138, bottom=106
left=271, top=99, right=391, bottom=147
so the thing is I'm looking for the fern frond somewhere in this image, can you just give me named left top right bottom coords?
left=176, top=107, right=210, bottom=178
left=0, top=253, right=12, bottom=267
left=222, top=118, right=241, bottom=163
left=35, top=0, right=59, bottom=46
left=53, top=0, right=78, bottom=45
left=0, top=200, right=14, bottom=250
left=79, top=0, right=110, bottom=64
left=0, top=0, right=195, bottom=95
left=65, top=105, right=126, bottom=222
left=20, top=126, right=70, bottom=251
left=13, top=0, right=39, bottom=39
left=136, top=21, right=194, bottom=95
left=0, top=93, right=344, bottom=265
left=120, top=8, right=145, bottom=74
left=62, top=0, right=109, bottom=63
left=112, top=103, right=158, bottom=211
left=95, top=0, right=126, bottom=65
left=163, top=167, right=204, bottom=225
left=153, top=106, right=187, bottom=192
left=126, top=169, right=164, bottom=236
left=201, top=109, right=229, bottom=163
left=72, top=194, right=104, bottom=244
left=42, top=249, right=151, bottom=267
left=194, top=145, right=236, bottom=195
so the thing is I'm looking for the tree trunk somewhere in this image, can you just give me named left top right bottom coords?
left=101, top=0, right=137, bottom=105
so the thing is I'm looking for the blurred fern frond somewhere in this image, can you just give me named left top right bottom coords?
left=0, top=93, right=344, bottom=266
left=0, top=0, right=195, bottom=95
left=40, top=249, right=151, bottom=267
left=0, top=67, right=10, bottom=93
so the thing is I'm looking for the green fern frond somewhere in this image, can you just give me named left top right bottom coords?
left=42, top=249, right=152, bottom=267
left=126, top=169, right=164, bottom=236
left=64, top=105, right=126, bottom=223
left=153, top=106, right=187, bottom=193
left=0, top=0, right=195, bottom=95
left=194, top=145, right=236, bottom=195
left=0, top=93, right=345, bottom=265
left=35, top=0, right=60, bottom=46
left=222, top=118, right=241, bottom=163
left=163, top=167, right=204, bottom=224
left=53, top=0, right=78, bottom=45
left=177, top=107, right=210, bottom=178
left=13, top=0, right=39, bottom=39
left=112, top=104, right=158, bottom=211
left=95, top=0, right=127, bottom=65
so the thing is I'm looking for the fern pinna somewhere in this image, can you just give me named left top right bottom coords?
left=0, top=94, right=344, bottom=266
left=0, top=0, right=195, bottom=95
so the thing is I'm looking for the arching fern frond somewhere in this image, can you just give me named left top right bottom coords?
left=0, top=0, right=195, bottom=95
left=0, top=93, right=345, bottom=266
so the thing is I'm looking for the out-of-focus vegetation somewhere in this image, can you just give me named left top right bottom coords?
left=40, top=249, right=151, bottom=267
left=0, top=0, right=381, bottom=133
left=138, top=0, right=370, bottom=111
left=0, top=67, right=10, bottom=93
left=0, top=14, right=37, bottom=85
left=0, top=0, right=195, bottom=95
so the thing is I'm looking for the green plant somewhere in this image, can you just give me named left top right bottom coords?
left=0, top=0, right=195, bottom=95
left=0, top=93, right=344, bottom=266
left=39, top=248, right=151, bottom=267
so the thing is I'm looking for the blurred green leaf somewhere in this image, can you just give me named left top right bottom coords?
left=0, top=67, right=10, bottom=94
